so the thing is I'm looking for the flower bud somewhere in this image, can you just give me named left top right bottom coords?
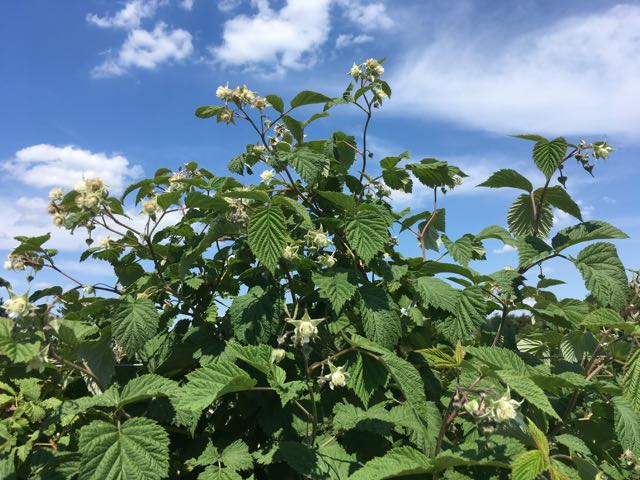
left=53, top=213, right=65, bottom=226
left=317, top=254, right=336, bottom=268
left=142, top=198, right=160, bottom=215
left=270, top=348, right=286, bottom=364
left=282, top=245, right=299, bottom=260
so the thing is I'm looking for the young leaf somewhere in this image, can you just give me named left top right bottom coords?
left=540, top=186, right=582, bottom=221
left=248, top=205, right=286, bottom=274
left=532, top=137, right=567, bottom=179
left=312, top=271, right=357, bottom=313
left=508, top=194, right=553, bottom=237
left=478, top=169, right=533, bottom=192
left=78, top=418, right=169, bottom=480
left=112, top=299, right=160, bottom=357
left=511, top=450, right=547, bottom=480
left=284, top=148, right=327, bottom=184
left=574, top=242, right=628, bottom=311
left=266, top=94, right=284, bottom=113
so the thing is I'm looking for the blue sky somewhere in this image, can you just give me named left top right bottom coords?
left=1, top=0, right=639, bottom=299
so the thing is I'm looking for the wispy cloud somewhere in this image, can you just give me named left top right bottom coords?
left=335, top=33, right=373, bottom=49
left=389, top=4, right=640, bottom=138
left=87, top=0, right=161, bottom=30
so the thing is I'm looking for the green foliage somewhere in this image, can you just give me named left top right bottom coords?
left=0, top=59, right=635, bottom=480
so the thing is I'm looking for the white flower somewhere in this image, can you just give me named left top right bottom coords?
left=216, top=84, right=233, bottom=101
left=83, top=194, right=101, bottom=209
left=83, top=285, right=95, bottom=295
left=3, top=260, right=12, bottom=270
left=317, top=254, right=336, bottom=268
left=283, top=245, right=299, bottom=260
left=400, top=307, right=408, bottom=316
left=365, top=58, right=384, bottom=77
left=374, top=89, right=387, bottom=102
left=287, top=311, right=324, bottom=346
left=74, top=180, right=87, bottom=193
left=52, top=213, right=65, bottom=226
left=98, top=237, right=111, bottom=249
left=270, top=348, right=286, bottom=364
left=322, top=362, right=350, bottom=390
left=142, top=198, right=160, bottom=215
left=252, top=96, right=269, bottom=110
left=260, top=169, right=274, bottom=184
left=219, top=108, right=233, bottom=124
left=49, top=188, right=63, bottom=201
left=3, top=295, right=30, bottom=319
left=490, top=388, right=522, bottom=423
left=348, top=63, right=361, bottom=78
left=306, top=227, right=332, bottom=249
left=592, top=141, right=614, bottom=159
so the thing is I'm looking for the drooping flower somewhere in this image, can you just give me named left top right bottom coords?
left=317, top=253, right=336, bottom=268
left=592, top=141, right=614, bottom=159
left=270, top=348, right=286, bottom=364
left=365, top=58, right=384, bottom=77
left=142, top=198, right=160, bottom=215
left=322, top=362, right=350, bottom=390
left=490, top=388, right=522, bottom=423
left=305, top=227, right=332, bottom=249
left=3, top=294, right=31, bottom=319
left=282, top=245, right=299, bottom=260
left=49, top=188, right=63, bottom=201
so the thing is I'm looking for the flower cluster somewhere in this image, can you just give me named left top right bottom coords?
left=216, top=84, right=269, bottom=111
left=464, top=388, right=523, bottom=424
left=142, top=197, right=161, bottom=216
left=348, top=58, right=385, bottom=80
left=48, top=178, right=108, bottom=227
left=260, top=169, right=274, bottom=184
left=3, top=254, right=36, bottom=271
left=305, top=227, right=332, bottom=250
left=225, top=198, right=249, bottom=226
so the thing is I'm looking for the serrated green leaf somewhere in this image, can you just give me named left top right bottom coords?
left=316, top=190, right=356, bottom=210
left=552, top=221, right=628, bottom=251
left=349, top=446, right=433, bottom=480
left=441, top=234, right=474, bottom=266
left=78, top=418, right=169, bottom=480
left=220, top=440, right=253, bottom=471
left=511, top=450, right=547, bottom=480
left=623, top=349, right=640, bottom=412
left=248, top=205, right=286, bottom=274
left=413, top=277, right=459, bottom=313
left=467, top=346, right=529, bottom=375
left=508, top=194, right=553, bottom=237
left=533, top=137, right=567, bottom=179
left=358, top=284, right=401, bottom=349
left=515, top=235, right=553, bottom=267
left=312, top=271, right=356, bottom=313
left=348, top=352, right=389, bottom=408
left=119, top=374, right=179, bottom=408
left=443, top=286, right=486, bottom=341
left=290, top=90, right=331, bottom=108
left=574, top=242, right=628, bottom=311
left=228, top=286, right=283, bottom=344
left=174, top=360, right=256, bottom=431
left=554, top=434, right=591, bottom=455
left=478, top=169, right=533, bottom=192
left=112, top=299, right=160, bottom=356
left=284, top=148, right=327, bottom=184
left=581, top=308, right=632, bottom=332
left=346, top=205, right=389, bottom=263
left=498, top=370, right=561, bottom=420
left=541, top=186, right=582, bottom=221
left=613, top=396, right=640, bottom=455
left=265, top=94, right=284, bottom=112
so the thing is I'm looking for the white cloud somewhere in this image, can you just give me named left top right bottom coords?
left=92, top=22, right=193, bottom=77
left=335, top=33, right=373, bottom=49
left=87, top=0, right=161, bottom=30
left=218, top=0, right=242, bottom=12
left=492, top=244, right=516, bottom=254
left=211, top=0, right=331, bottom=75
left=180, top=0, right=194, bottom=10
left=3, top=144, right=143, bottom=193
left=389, top=4, right=640, bottom=138
left=336, top=0, right=393, bottom=31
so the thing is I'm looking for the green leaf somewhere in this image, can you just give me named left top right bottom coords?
left=515, top=236, right=553, bottom=268
left=348, top=352, right=389, bottom=407
left=511, top=450, right=547, bottom=480
left=441, top=234, right=475, bottom=266
left=0, top=319, right=40, bottom=363
left=346, top=204, right=389, bottom=263
left=290, top=90, right=331, bottom=108
left=112, top=299, right=160, bottom=356
left=574, top=242, right=628, bottom=310
left=581, top=308, right=632, bottom=332
left=554, top=434, right=591, bottom=456
left=476, top=225, right=514, bottom=244
left=119, top=374, right=179, bottom=408
left=265, top=94, right=284, bottom=113
left=508, top=194, right=553, bottom=237
left=413, top=277, right=459, bottom=313
left=312, top=271, right=357, bottom=313
left=195, top=105, right=224, bottom=118
left=223, top=189, right=270, bottom=203
left=498, top=370, right=561, bottom=420
left=513, top=134, right=547, bottom=142
left=316, top=190, right=356, bottom=210
left=349, top=447, right=432, bottom=480
left=442, top=286, right=486, bottom=341
left=613, top=396, right=640, bottom=455
left=540, top=186, right=582, bottom=221
left=174, top=360, right=256, bottom=431
left=407, top=158, right=463, bottom=189
left=284, top=148, right=327, bottom=184
left=78, top=417, right=169, bottom=480
left=358, top=284, right=402, bottom=350
left=478, top=169, right=533, bottom=192
left=248, top=205, right=286, bottom=274
left=466, top=346, right=528, bottom=375
left=228, top=286, right=283, bottom=344
left=271, top=195, right=313, bottom=228
left=282, top=115, right=304, bottom=144
left=533, top=137, right=567, bottom=179
left=623, top=349, right=640, bottom=412
left=219, top=440, right=253, bottom=471
left=551, top=220, right=628, bottom=252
